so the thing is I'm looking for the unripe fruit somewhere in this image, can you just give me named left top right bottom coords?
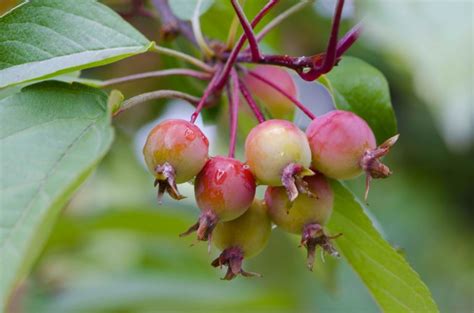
left=245, top=119, right=314, bottom=201
left=306, top=110, right=399, bottom=200
left=212, top=200, right=271, bottom=280
left=265, top=173, right=340, bottom=270
left=143, top=119, right=209, bottom=202
left=181, top=156, right=256, bottom=242
left=243, top=65, right=297, bottom=120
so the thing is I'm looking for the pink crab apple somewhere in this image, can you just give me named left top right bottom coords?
left=211, top=199, right=271, bottom=280
left=243, top=65, right=297, bottom=120
left=181, top=156, right=256, bottom=243
left=265, top=172, right=340, bottom=270
left=245, top=119, right=314, bottom=202
left=143, top=119, right=209, bottom=202
left=306, top=110, right=399, bottom=200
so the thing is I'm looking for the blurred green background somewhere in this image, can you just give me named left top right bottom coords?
left=3, top=0, right=473, bottom=312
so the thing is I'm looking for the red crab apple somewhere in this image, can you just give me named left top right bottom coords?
left=306, top=110, right=399, bottom=200
left=245, top=119, right=314, bottom=202
left=181, top=156, right=256, bottom=243
left=265, top=172, right=340, bottom=270
left=143, top=119, right=209, bottom=202
left=243, top=65, right=297, bottom=120
left=212, top=199, right=271, bottom=280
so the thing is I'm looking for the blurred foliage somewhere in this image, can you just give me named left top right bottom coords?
left=4, top=0, right=473, bottom=312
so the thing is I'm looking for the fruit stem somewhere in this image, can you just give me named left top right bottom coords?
left=114, top=90, right=200, bottom=116
left=215, top=0, right=279, bottom=90
left=238, top=79, right=266, bottom=123
left=190, top=63, right=224, bottom=123
left=254, top=0, right=314, bottom=43
left=228, top=69, right=240, bottom=158
left=151, top=44, right=214, bottom=72
left=100, top=69, right=211, bottom=87
left=336, top=21, right=363, bottom=57
left=247, top=70, right=316, bottom=119
left=231, top=0, right=262, bottom=61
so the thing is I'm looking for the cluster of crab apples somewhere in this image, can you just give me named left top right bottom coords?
left=142, top=66, right=398, bottom=280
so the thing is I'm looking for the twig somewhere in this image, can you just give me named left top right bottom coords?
left=238, top=79, right=265, bottom=123
left=100, top=69, right=211, bottom=87
left=248, top=70, right=315, bottom=119
left=215, top=0, right=279, bottom=90
left=228, top=69, right=240, bottom=158
left=231, top=0, right=262, bottom=61
left=114, top=90, right=200, bottom=116
left=255, top=0, right=314, bottom=42
left=151, top=45, right=214, bottom=72
left=151, top=0, right=197, bottom=44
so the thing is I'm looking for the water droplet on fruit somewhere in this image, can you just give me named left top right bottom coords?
left=184, top=128, right=195, bottom=140
left=215, top=169, right=227, bottom=184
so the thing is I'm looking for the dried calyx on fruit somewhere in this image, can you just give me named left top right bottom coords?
left=212, top=200, right=271, bottom=280
left=265, top=173, right=340, bottom=270
left=245, top=119, right=314, bottom=202
left=306, top=110, right=399, bottom=200
left=181, top=156, right=256, bottom=244
left=143, top=119, right=209, bottom=202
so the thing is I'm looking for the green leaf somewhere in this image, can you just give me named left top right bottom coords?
left=326, top=181, right=439, bottom=312
left=0, top=0, right=152, bottom=88
left=319, top=57, right=397, bottom=142
left=169, top=0, right=214, bottom=20
left=0, top=81, right=114, bottom=309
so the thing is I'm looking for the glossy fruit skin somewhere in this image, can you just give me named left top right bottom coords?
left=213, top=200, right=271, bottom=258
left=243, top=65, right=297, bottom=120
left=306, top=110, right=376, bottom=179
left=245, top=119, right=312, bottom=186
left=143, top=119, right=209, bottom=183
left=265, top=173, right=334, bottom=234
left=194, top=156, right=256, bottom=222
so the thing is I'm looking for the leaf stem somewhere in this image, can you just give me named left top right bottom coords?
left=247, top=70, right=315, bottom=119
left=192, top=0, right=214, bottom=57
left=215, top=0, right=279, bottom=90
left=255, top=0, right=314, bottom=42
left=151, top=44, right=214, bottom=72
left=190, top=63, right=224, bottom=123
left=114, top=90, right=200, bottom=116
left=238, top=79, right=265, bottom=123
left=228, top=69, right=240, bottom=158
left=231, top=0, right=262, bottom=61
left=100, top=69, right=211, bottom=87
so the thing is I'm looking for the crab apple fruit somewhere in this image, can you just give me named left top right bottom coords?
left=306, top=110, right=399, bottom=200
left=243, top=65, right=297, bottom=120
left=143, top=119, right=209, bottom=202
left=265, top=173, right=340, bottom=270
left=211, top=199, right=271, bottom=280
left=245, top=119, right=314, bottom=202
left=180, top=156, right=256, bottom=243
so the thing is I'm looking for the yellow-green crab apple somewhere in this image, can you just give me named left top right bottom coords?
left=245, top=119, right=314, bottom=202
left=212, top=199, right=271, bottom=280
left=181, top=156, right=256, bottom=243
left=265, top=173, right=340, bottom=270
left=243, top=65, right=297, bottom=120
left=306, top=110, right=399, bottom=200
left=143, top=119, right=209, bottom=202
